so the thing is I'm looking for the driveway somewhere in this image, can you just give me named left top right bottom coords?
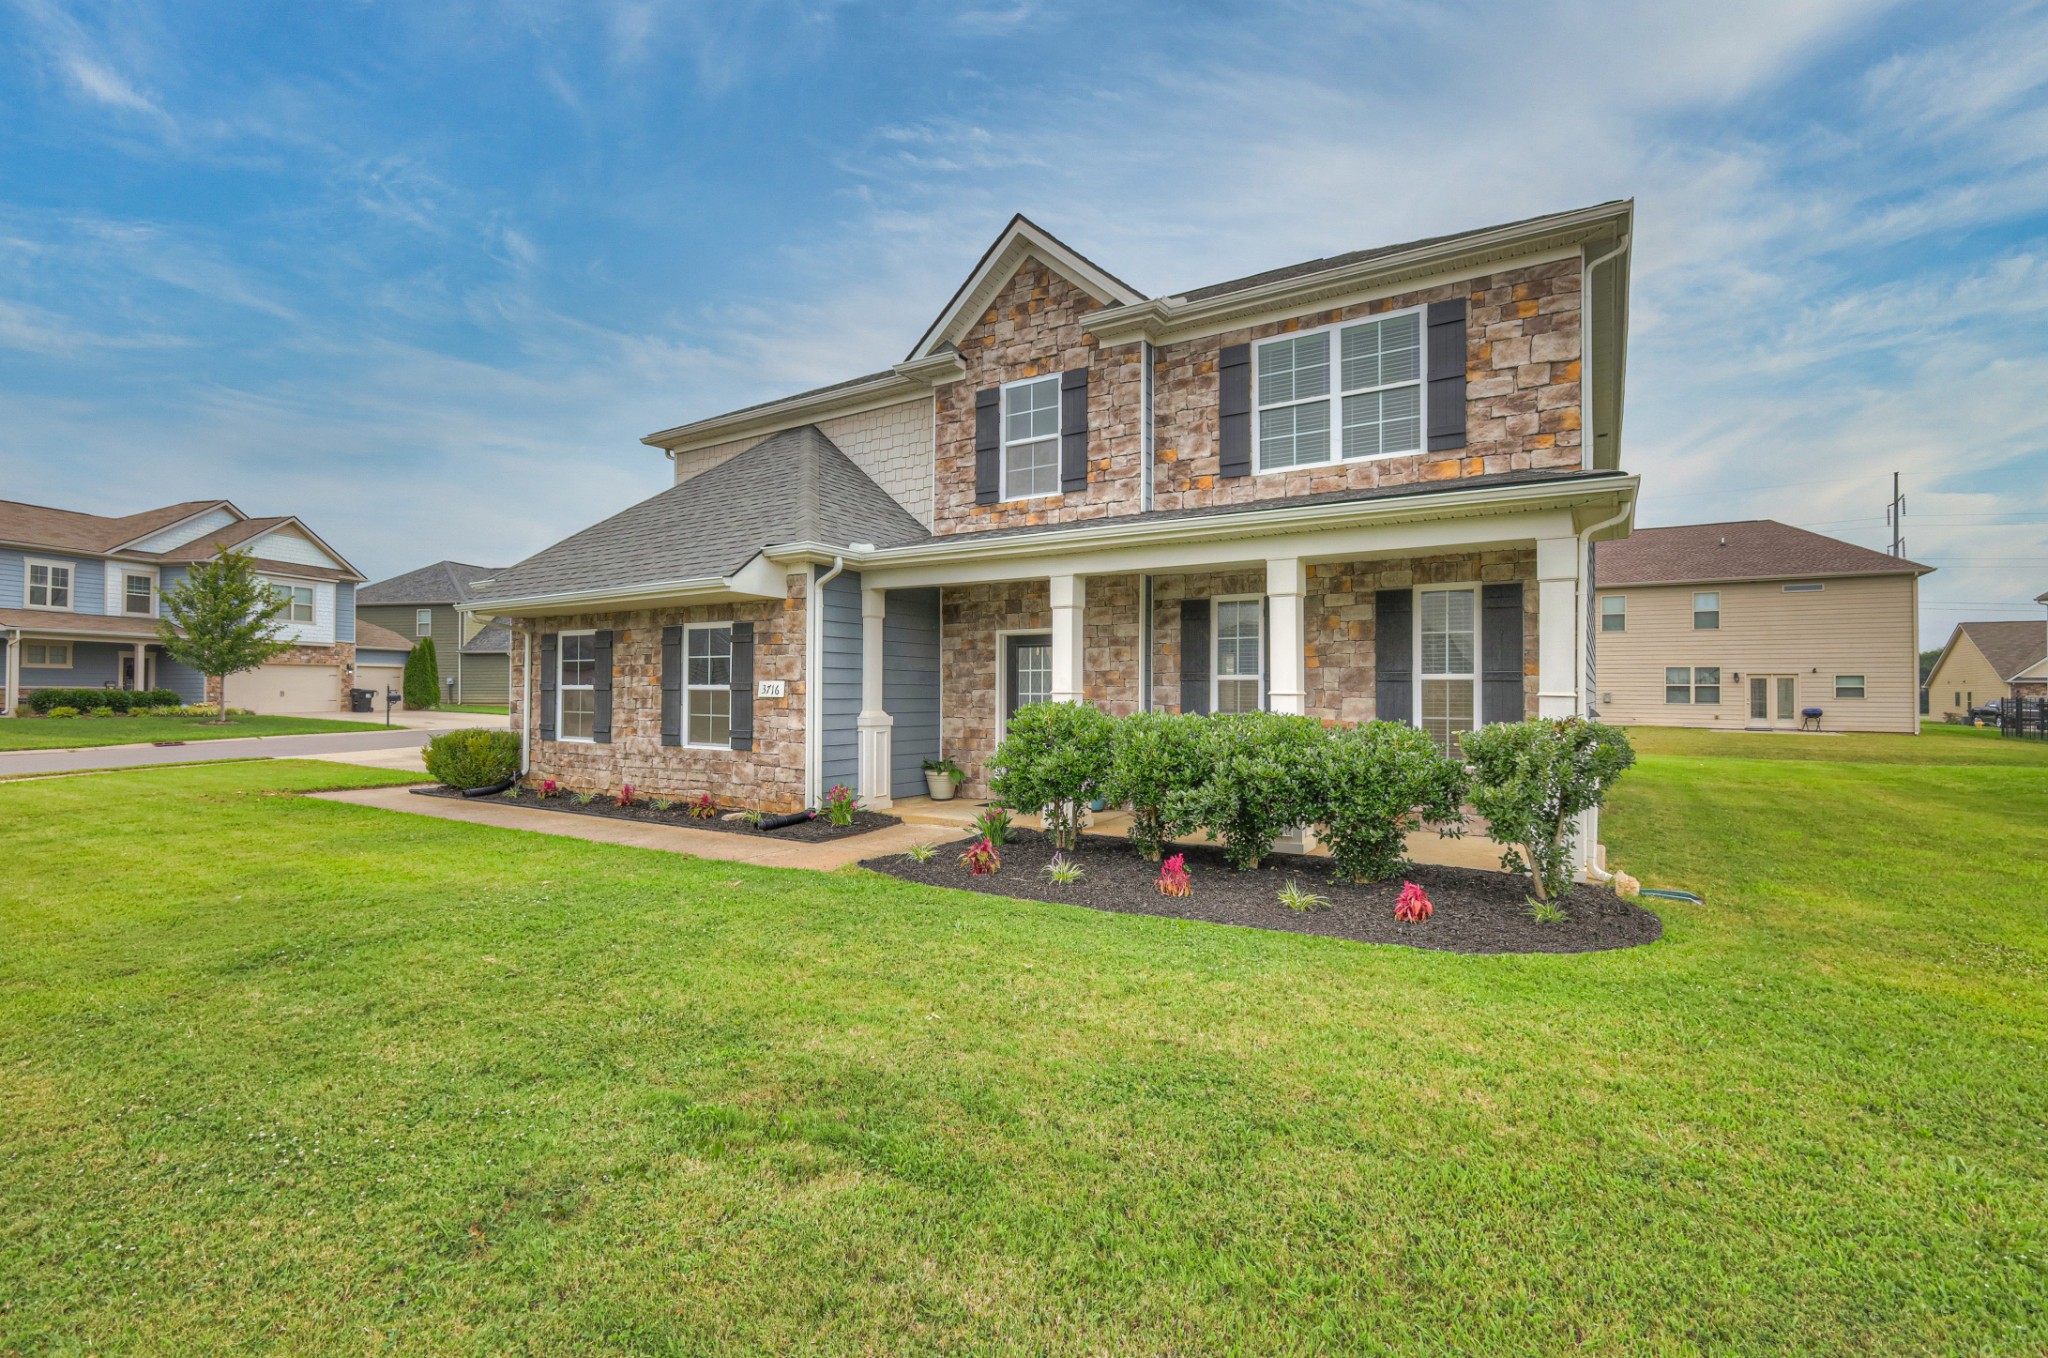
left=0, top=727, right=436, bottom=777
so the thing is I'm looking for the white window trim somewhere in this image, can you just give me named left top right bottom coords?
left=1692, top=591, right=1721, bottom=630
left=556, top=628, right=596, bottom=744
left=24, top=557, right=74, bottom=612
left=1835, top=675, right=1866, bottom=699
left=684, top=622, right=733, bottom=749
left=1252, top=304, right=1428, bottom=476
left=1210, top=594, right=1266, bottom=714
left=993, top=627, right=1054, bottom=743
left=1664, top=665, right=1722, bottom=705
left=23, top=640, right=74, bottom=669
left=999, top=373, right=1064, bottom=503
left=121, top=566, right=159, bottom=618
left=1600, top=594, right=1626, bottom=631
left=276, top=584, right=316, bottom=624
left=416, top=608, right=434, bottom=637
left=1412, top=582, right=1481, bottom=748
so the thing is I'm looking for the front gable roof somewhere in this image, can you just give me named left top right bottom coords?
left=474, top=425, right=930, bottom=609
left=0, top=497, right=234, bottom=555
left=904, top=213, right=1147, bottom=362
left=1955, top=620, right=2048, bottom=682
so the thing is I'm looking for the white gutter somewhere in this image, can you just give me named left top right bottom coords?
left=471, top=574, right=744, bottom=615
left=805, top=555, right=845, bottom=804
left=1577, top=496, right=1636, bottom=718
left=520, top=628, right=532, bottom=776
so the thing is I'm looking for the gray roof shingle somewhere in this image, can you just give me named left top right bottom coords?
left=474, top=425, right=930, bottom=604
left=461, top=622, right=514, bottom=655
left=359, top=560, right=507, bottom=605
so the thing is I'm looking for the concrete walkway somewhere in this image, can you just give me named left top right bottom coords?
left=0, top=727, right=434, bottom=777
left=311, top=785, right=972, bottom=870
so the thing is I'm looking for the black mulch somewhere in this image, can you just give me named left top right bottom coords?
left=862, top=829, right=1661, bottom=955
left=412, top=786, right=900, bottom=842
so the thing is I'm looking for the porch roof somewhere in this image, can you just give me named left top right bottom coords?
left=0, top=609, right=174, bottom=642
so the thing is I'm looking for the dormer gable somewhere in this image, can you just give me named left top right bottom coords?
left=905, top=214, right=1146, bottom=363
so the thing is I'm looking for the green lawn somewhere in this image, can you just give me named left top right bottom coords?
left=0, top=713, right=386, bottom=751
left=434, top=703, right=510, bottom=716
left=2, top=739, right=2044, bottom=1354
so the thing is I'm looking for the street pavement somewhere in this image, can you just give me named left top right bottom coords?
left=0, top=726, right=435, bottom=777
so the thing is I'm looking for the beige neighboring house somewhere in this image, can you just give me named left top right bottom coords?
left=1924, top=608, right=2048, bottom=720
left=1593, top=520, right=1931, bottom=733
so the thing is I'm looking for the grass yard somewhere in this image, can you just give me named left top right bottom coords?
left=434, top=703, right=511, bottom=716
left=0, top=713, right=385, bottom=751
left=1, top=735, right=2044, bottom=1354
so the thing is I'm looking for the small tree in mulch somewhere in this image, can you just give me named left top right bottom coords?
left=987, top=701, right=1116, bottom=852
left=404, top=636, right=441, bottom=709
left=155, top=547, right=292, bottom=723
left=1463, top=718, right=1637, bottom=902
left=1315, top=721, right=1468, bottom=883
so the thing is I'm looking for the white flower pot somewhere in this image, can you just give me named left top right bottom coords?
left=924, top=771, right=956, bottom=801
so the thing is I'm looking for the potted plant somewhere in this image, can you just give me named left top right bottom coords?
left=922, top=756, right=963, bottom=801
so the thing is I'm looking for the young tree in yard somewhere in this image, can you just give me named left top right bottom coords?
left=1462, top=718, right=1636, bottom=901
left=987, top=701, right=1116, bottom=850
left=404, top=636, right=441, bottom=709
left=156, top=548, right=293, bottom=723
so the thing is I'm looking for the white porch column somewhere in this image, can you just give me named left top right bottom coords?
left=132, top=641, right=146, bottom=690
left=1049, top=573, right=1086, bottom=704
left=1266, top=555, right=1306, bottom=715
left=1536, top=536, right=1581, bottom=718
left=3, top=632, right=18, bottom=716
left=855, top=584, right=895, bottom=810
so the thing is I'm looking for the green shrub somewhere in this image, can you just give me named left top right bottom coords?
left=89, top=707, right=120, bottom=718
left=27, top=687, right=110, bottom=714
left=140, top=688, right=183, bottom=709
left=45, top=706, right=81, bottom=719
left=1172, top=712, right=1326, bottom=870
left=1314, top=721, right=1468, bottom=883
left=987, top=701, right=1116, bottom=851
left=422, top=727, right=520, bottom=789
left=404, top=636, right=440, bottom=709
left=1463, top=718, right=1636, bottom=902
left=1102, top=710, right=1211, bottom=861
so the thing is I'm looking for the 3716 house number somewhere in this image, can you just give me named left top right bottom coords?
left=756, top=679, right=786, bottom=699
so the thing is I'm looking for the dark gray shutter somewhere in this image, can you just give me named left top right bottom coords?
left=591, top=629, right=613, bottom=745
left=1179, top=598, right=1211, bottom=715
left=1218, top=343, right=1252, bottom=477
left=1060, top=366, right=1089, bottom=492
left=1374, top=590, right=1413, bottom=724
left=728, top=621, right=755, bottom=752
left=1426, top=299, right=1467, bottom=452
left=974, top=387, right=1001, bottom=504
left=660, top=625, right=683, bottom=747
left=1481, top=583, right=1524, bottom=724
left=537, top=632, right=558, bottom=742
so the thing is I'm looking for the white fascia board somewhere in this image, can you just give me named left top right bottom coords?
left=467, top=570, right=785, bottom=617
left=907, top=220, right=1146, bottom=362
left=641, top=372, right=928, bottom=451
left=106, top=500, right=244, bottom=553
left=257, top=517, right=368, bottom=582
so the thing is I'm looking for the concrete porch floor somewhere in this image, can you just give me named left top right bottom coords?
left=887, top=795, right=1512, bottom=873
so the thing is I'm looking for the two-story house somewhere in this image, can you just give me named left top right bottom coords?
left=358, top=560, right=512, bottom=705
left=469, top=202, right=1640, bottom=872
left=0, top=498, right=368, bottom=715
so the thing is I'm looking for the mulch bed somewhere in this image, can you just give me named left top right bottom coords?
left=412, top=785, right=900, bottom=842
left=863, top=829, right=1661, bottom=955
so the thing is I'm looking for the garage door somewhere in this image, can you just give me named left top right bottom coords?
left=355, top=664, right=404, bottom=707
left=224, top=664, right=342, bottom=714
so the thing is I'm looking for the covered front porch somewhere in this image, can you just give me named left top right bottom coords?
left=0, top=612, right=190, bottom=714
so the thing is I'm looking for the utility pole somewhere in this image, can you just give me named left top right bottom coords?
left=1886, top=471, right=1905, bottom=556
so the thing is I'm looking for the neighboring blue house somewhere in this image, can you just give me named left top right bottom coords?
left=0, top=497, right=368, bottom=714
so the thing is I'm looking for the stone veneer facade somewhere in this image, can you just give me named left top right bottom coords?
left=511, top=573, right=810, bottom=813
left=204, top=642, right=357, bottom=711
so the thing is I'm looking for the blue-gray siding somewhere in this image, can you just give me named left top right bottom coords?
left=884, top=588, right=942, bottom=799
left=818, top=567, right=863, bottom=799
left=21, top=640, right=123, bottom=689
left=159, top=656, right=205, bottom=703
left=0, top=550, right=105, bottom=613
left=335, top=582, right=356, bottom=643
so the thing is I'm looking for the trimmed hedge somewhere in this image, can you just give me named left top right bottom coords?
left=424, top=727, right=520, bottom=790
left=26, top=687, right=184, bottom=715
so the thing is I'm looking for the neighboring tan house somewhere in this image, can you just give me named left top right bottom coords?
left=358, top=560, right=510, bottom=704
left=0, top=497, right=367, bottom=715
left=1593, top=520, right=1930, bottom=734
left=352, top=621, right=415, bottom=705
left=1924, top=614, right=2048, bottom=720
left=469, top=203, right=1640, bottom=872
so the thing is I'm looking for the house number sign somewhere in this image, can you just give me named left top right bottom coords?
left=756, top=679, right=786, bottom=699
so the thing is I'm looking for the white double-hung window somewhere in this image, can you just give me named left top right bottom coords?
left=686, top=624, right=732, bottom=747
left=1213, top=597, right=1263, bottom=713
left=1418, top=586, right=1477, bottom=756
left=1002, top=375, right=1062, bottom=500
left=123, top=571, right=155, bottom=615
left=558, top=631, right=596, bottom=742
left=25, top=559, right=72, bottom=610
left=1255, top=309, right=1424, bottom=472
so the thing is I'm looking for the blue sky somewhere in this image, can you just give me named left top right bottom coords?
left=3, top=0, right=2045, bottom=645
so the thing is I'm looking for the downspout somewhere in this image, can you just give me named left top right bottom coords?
left=1574, top=496, right=1633, bottom=884
left=807, top=555, right=845, bottom=805
left=520, top=627, right=532, bottom=775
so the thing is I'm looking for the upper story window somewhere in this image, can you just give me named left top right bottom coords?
left=1212, top=597, right=1263, bottom=714
left=558, top=631, right=596, bottom=742
left=416, top=608, right=433, bottom=636
left=1693, top=591, right=1720, bottom=630
left=1002, top=375, right=1062, bottom=500
left=271, top=584, right=314, bottom=623
left=1601, top=595, right=1626, bottom=632
left=1255, top=309, right=1423, bottom=473
left=25, top=559, right=71, bottom=610
left=123, top=571, right=154, bottom=615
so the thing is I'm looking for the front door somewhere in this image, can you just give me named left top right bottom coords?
left=1003, top=633, right=1053, bottom=730
left=1748, top=675, right=1799, bottom=729
left=119, top=653, right=153, bottom=691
